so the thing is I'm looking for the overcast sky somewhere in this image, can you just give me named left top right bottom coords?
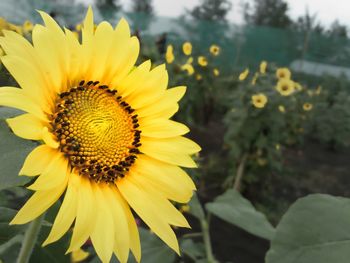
left=77, top=0, right=349, bottom=27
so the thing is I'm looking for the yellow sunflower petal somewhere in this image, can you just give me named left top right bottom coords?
left=67, top=174, right=96, bottom=253
left=137, top=86, right=186, bottom=119
left=32, top=24, right=66, bottom=94
left=113, top=187, right=141, bottom=262
left=139, top=119, right=189, bottom=138
left=42, top=127, right=59, bottom=149
left=114, top=60, right=151, bottom=97
left=140, top=136, right=200, bottom=167
left=87, top=22, right=114, bottom=81
left=118, top=178, right=180, bottom=254
left=131, top=155, right=195, bottom=203
left=27, top=154, right=68, bottom=190
left=43, top=178, right=78, bottom=246
left=0, top=87, right=46, bottom=120
left=127, top=174, right=190, bottom=228
left=19, top=145, right=59, bottom=176
left=90, top=185, right=115, bottom=263
left=124, top=64, right=168, bottom=109
left=104, top=186, right=130, bottom=263
left=10, top=179, right=67, bottom=225
left=6, top=113, right=47, bottom=140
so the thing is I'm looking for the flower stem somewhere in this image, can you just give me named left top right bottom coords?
left=16, top=214, right=44, bottom=263
left=233, top=153, right=248, bottom=191
left=201, top=214, right=217, bottom=263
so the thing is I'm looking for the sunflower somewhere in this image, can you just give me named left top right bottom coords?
left=197, top=56, right=208, bottom=67
left=181, top=63, right=195, bottom=76
left=165, top=44, right=175, bottom=64
left=303, top=103, right=313, bottom=111
left=276, top=79, right=295, bottom=96
left=182, top=42, right=192, bottom=56
left=251, top=93, right=268, bottom=108
left=276, top=67, right=291, bottom=79
left=213, top=68, right=220, bottom=77
left=239, top=68, right=249, bottom=81
left=0, top=8, right=200, bottom=263
left=278, top=105, right=286, bottom=113
left=259, top=61, right=267, bottom=74
left=209, top=44, right=220, bottom=56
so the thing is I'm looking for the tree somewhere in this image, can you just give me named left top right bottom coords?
left=131, top=0, right=154, bottom=15
left=94, top=0, right=121, bottom=20
left=187, top=0, right=232, bottom=22
left=327, top=20, right=348, bottom=38
left=292, top=9, right=324, bottom=34
left=244, top=0, right=292, bottom=28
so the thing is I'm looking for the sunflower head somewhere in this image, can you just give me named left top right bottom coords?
left=252, top=93, right=268, bottom=108
left=259, top=61, right=267, bottom=74
left=182, top=41, right=192, bottom=56
left=197, top=56, right=208, bottom=67
left=276, top=79, right=295, bottom=96
left=278, top=105, right=286, bottom=113
left=303, top=103, right=313, bottom=111
left=209, top=44, right=220, bottom=56
left=0, top=8, right=200, bottom=263
left=181, top=63, right=195, bottom=76
left=276, top=67, right=291, bottom=79
left=239, top=68, right=249, bottom=81
left=213, top=68, right=220, bottom=77
left=165, top=44, right=175, bottom=64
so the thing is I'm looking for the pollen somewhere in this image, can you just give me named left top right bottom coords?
left=51, top=81, right=141, bottom=183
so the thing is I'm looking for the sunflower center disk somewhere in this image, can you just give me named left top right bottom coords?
left=51, top=81, right=141, bottom=183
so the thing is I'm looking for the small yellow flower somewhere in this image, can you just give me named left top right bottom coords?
left=239, top=68, right=249, bottom=81
left=197, top=56, right=208, bottom=67
left=252, top=93, right=268, bottom=108
left=186, top=56, right=193, bottom=64
left=259, top=61, right=267, bottom=74
left=180, top=205, right=190, bottom=213
left=294, top=82, right=303, bottom=91
left=276, top=79, right=295, bottom=96
left=251, top=73, right=259, bottom=85
left=22, top=20, right=33, bottom=34
left=257, top=158, right=267, bottom=166
left=165, top=44, right=175, bottom=64
left=209, top=44, right=220, bottom=56
left=182, top=42, right=192, bottom=56
left=315, top=86, right=322, bottom=95
left=196, top=74, right=202, bottom=80
left=303, top=103, right=313, bottom=111
left=71, top=248, right=90, bottom=262
left=275, top=144, right=281, bottom=150
left=278, top=105, right=286, bottom=113
left=213, top=68, right=220, bottom=76
left=276, top=67, right=291, bottom=79
left=181, top=63, right=195, bottom=76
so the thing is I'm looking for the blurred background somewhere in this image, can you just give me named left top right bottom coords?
left=1, top=0, right=350, bottom=263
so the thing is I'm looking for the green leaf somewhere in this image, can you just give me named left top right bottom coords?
left=266, top=194, right=350, bottom=263
left=188, top=193, right=205, bottom=220
left=0, top=207, right=25, bottom=246
left=206, top=189, right=275, bottom=240
left=180, top=239, right=205, bottom=261
left=0, top=119, right=36, bottom=190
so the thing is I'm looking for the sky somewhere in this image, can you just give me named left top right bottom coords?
left=77, top=0, right=350, bottom=27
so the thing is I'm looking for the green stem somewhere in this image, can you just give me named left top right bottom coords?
left=16, top=214, right=44, bottom=263
left=233, top=153, right=248, bottom=191
left=201, top=214, right=216, bottom=263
